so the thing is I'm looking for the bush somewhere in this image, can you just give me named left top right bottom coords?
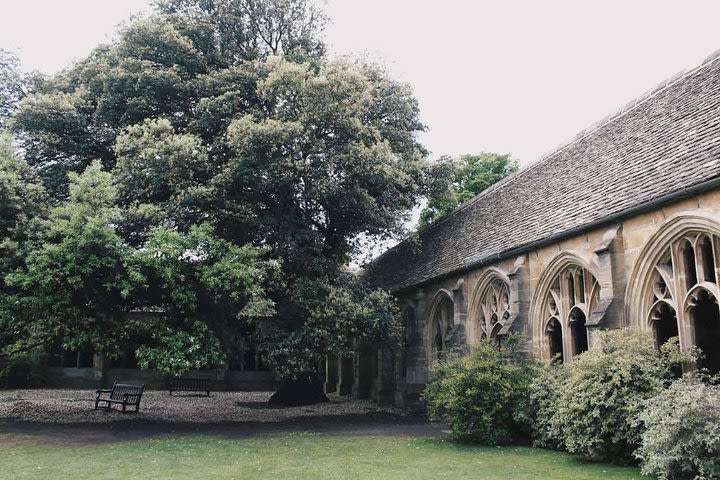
left=550, top=330, right=687, bottom=463
left=521, top=360, right=568, bottom=450
left=635, top=376, right=720, bottom=480
left=0, top=352, right=49, bottom=388
left=422, top=337, right=538, bottom=445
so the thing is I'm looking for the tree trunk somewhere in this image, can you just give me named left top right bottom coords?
left=268, top=371, right=329, bottom=406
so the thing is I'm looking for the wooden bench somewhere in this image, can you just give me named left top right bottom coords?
left=168, top=377, right=213, bottom=396
left=95, top=383, right=145, bottom=413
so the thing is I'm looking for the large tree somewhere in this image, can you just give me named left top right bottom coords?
left=7, top=0, right=433, bottom=402
left=419, top=153, right=518, bottom=228
left=0, top=49, right=28, bottom=130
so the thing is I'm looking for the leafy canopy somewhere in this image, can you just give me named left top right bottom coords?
left=419, top=153, right=518, bottom=228
left=4, top=0, right=432, bottom=378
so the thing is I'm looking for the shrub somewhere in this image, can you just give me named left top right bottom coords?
left=635, top=376, right=720, bottom=480
left=551, top=330, right=688, bottom=463
left=422, top=337, right=538, bottom=445
left=520, top=360, right=568, bottom=450
left=0, top=351, right=49, bottom=388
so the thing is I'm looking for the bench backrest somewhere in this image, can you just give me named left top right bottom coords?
left=110, top=383, right=145, bottom=404
left=170, top=378, right=213, bottom=389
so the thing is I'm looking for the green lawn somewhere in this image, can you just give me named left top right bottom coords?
left=1, top=433, right=646, bottom=480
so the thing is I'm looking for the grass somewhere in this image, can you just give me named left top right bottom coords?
left=0, top=432, right=646, bottom=480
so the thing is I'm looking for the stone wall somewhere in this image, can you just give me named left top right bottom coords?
left=359, top=190, right=720, bottom=407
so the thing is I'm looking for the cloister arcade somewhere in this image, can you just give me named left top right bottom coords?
left=354, top=213, right=720, bottom=407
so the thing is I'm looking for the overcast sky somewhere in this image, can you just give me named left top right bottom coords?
left=1, top=0, right=720, bottom=166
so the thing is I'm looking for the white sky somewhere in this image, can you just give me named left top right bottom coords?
left=1, top=0, right=720, bottom=166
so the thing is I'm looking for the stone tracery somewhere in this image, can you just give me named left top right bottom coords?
left=637, top=231, right=720, bottom=373
left=541, top=265, right=600, bottom=362
left=476, top=278, right=511, bottom=341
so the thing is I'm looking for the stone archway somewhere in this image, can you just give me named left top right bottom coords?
left=530, top=252, right=600, bottom=362
left=626, top=214, right=720, bottom=369
left=468, top=269, right=512, bottom=344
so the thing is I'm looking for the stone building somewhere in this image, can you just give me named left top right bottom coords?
left=355, top=50, right=720, bottom=407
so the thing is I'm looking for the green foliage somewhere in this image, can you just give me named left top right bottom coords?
left=420, top=153, right=518, bottom=227
left=0, top=350, right=48, bottom=388
left=221, top=56, right=427, bottom=268
left=2, top=161, right=277, bottom=377
left=422, top=338, right=539, bottom=445
left=157, top=0, right=328, bottom=65
left=0, top=49, right=28, bottom=129
left=0, top=133, right=46, bottom=242
left=135, top=223, right=280, bottom=320
left=519, top=360, right=568, bottom=450
left=546, top=331, right=692, bottom=463
left=3, top=161, right=139, bottom=357
left=136, top=320, right=225, bottom=376
left=635, top=375, right=720, bottom=480
left=258, top=274, right=402, bottom=378
left=114, top=118, right=210, bottom=209
left=7, top=0, right=430, bottom=381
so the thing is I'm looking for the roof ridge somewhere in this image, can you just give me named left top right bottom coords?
left=366, top=47, right=720, bottom=268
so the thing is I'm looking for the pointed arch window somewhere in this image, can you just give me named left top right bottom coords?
left=428, top=294, right=453, bottom=360
left=476, top=279, right=511, bottom=342
left=641, top=233, right=720, bottom=373
left=541, top=265, right=599, bottom=362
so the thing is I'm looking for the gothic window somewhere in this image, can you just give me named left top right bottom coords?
left=642, top=233, right=720, bottom=373
left=646, top=249, right=678, bottom=349
left=477, top=279, right=511, bottom=342
left=542, top=265, right=599, bottom=362
left=429, top=294, right=453, bottom=360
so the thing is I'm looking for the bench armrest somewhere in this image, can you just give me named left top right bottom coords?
left=96, top=389, right=113, bottom=394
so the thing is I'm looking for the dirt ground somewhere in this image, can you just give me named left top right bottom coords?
left=0, top=389, right=443, bottom=447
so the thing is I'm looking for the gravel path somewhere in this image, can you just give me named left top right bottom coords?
left=0, top=390, right=444, bottom=447
left=0, top=390, right=406, bottom=425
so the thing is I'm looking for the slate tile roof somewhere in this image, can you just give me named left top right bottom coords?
left=365, top=50, right=720, bottom=293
